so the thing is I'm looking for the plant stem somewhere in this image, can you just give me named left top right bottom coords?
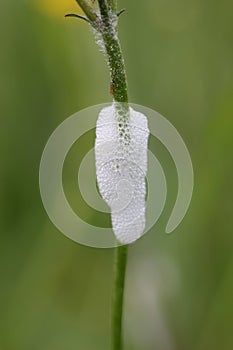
left=97, top=0, right=128, bottom=103
left=74, top=0, right=98, bottom=22
left=96, top=2, right=129, bottom=348
left=111, top=245, right=128, bottom=350
left=107, top=0, right=117, bottom=14
left=73, top=1, right=129, bottom=348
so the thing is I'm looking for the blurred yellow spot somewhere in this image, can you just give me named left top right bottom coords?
left=35, top=0, right=82, bottom=18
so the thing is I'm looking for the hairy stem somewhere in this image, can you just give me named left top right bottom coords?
left=107, top=0, right=117, bottom=14
left=97, top=2, right=129, bottom=349
left=97, top=0, right=128, bottom=103
left=73, top=1, right=129, bottom=348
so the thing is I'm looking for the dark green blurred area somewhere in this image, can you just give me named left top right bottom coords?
left=0, top=0, right=233, bottom=349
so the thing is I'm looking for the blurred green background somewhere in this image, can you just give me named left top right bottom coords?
left=0, top=0, right=233, bottom=349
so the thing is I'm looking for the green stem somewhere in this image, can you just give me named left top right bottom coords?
left=74, top=0, right=98, bottom=22
left=107, top=0, right=117, bottom=14
left=111, top=245, right=128, bottom=350
left=97, top=0, right=128, bottom=103
left=96, top=3, right=129, bottom=347
left=73, top=1, right=129, bottom=348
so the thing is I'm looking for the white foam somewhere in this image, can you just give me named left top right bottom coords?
left=95, top=104, right=149, bottom=244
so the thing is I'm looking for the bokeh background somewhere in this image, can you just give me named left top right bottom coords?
left=1, top=0, right=233, bottom=349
